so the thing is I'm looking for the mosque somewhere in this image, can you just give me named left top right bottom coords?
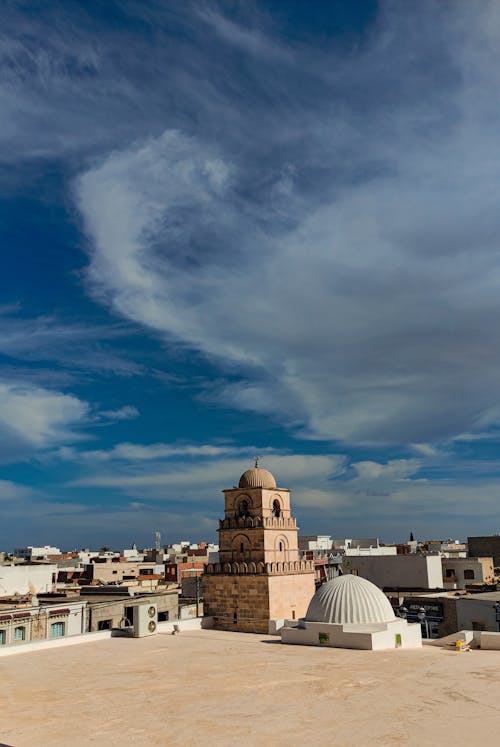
left=203, top=461, right=422, bottom=648
left=203, top=460, right=316, bottom=633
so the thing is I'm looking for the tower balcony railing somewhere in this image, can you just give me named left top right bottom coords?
left=203, top=560, right=315, bottom=576
left=218, top=516, right=297, bottom=530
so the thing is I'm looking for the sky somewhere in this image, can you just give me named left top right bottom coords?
left=2, top=0, right=500, bottom=550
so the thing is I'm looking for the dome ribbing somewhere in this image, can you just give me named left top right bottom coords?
left=305, top=574, right=396, bottom=625
left=238, top=464, right=276, bottom=489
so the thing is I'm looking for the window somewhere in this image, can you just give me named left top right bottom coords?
left=158, top=611, right=170, bottom=622
left=240, top=543, right=244, bottom=554
left=446, top=568, right=455, bottom=578
left=97, top=619, right=112, bottom=630
left=0, top=629, right=6, bottom=645
left=272, top=500, right=281, bottom=518
left=464, top=569, right=475, bottom=580
left=472, top=621, right=486, bottom=631
left=279, top=542, right=284, bottom=552
left=14, top=626, right=25, bottom=641
left=239, top=500, right=249, bottom=518
left=50, top=621, right=65, bottom=638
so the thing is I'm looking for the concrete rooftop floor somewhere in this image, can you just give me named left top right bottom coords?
left=2, top=629, right=500, bottom=746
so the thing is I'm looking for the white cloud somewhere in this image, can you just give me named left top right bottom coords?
left=0, top=312, right=143, bottom=376
left=351, top=460, right=421, bottom=482
left=0, top=380, right=89, bottom=460
left=55, top=442, right=276, bottom=463
left=68, top=453, right=346, bottom=495
left=0, top=479, right=34, bottom=501
left=71, top=4, right=500, bottom=447
left=98, top=406, right=139, bottom=422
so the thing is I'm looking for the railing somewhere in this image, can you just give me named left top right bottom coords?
left=203, top=560, right=314, bottom=576
left=218, top=516, right=297, bottom=530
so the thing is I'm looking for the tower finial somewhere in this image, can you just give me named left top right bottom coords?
left=254, top=456, right=260, bottom=468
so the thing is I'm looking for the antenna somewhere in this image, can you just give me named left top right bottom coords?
left=155, top=531, right=161, bottom=552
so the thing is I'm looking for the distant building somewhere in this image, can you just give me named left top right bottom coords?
left=0, top=599, right=86, bottom=647
left=441, top=557, right=494, bottom=589
left=78, top=588, right=179, bottom=631
left=13, top=546, right=61, bottom=561
left=468, top=536, right=500, bottom=569
left=82, top=557, right=165, bottom=587
left=0, top=564, right=57, bottom=595
left=342, top=554, right=443, bottom=590
left=333, top=538, right=397, bottom=556
left=299, top=535, right=333, bottom=553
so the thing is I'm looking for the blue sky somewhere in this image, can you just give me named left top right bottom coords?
left=2, top=0, right=500, bottom=550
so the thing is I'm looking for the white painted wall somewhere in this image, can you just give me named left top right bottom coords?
left=0, top=564, right=56, bottom=595
left=342, top=555, right=443, bottom=589
left=457, top=597, right=500, bottom=632
left=281, top=619, right=421, bottom=650
left=345, top=547, right=397, bottom=556
left=13, top=546, right=60, bottom=559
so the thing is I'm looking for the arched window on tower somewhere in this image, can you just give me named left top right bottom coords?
left=272, top=499, right=281, bottom=518
left=279, top=541, right=284, bottom=552
left=240, top=542, right=245, bottom=554
left=239, top=500, right=249, bottom=518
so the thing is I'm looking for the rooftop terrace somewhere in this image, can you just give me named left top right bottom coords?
left=1, top=629, right=500, bottom=746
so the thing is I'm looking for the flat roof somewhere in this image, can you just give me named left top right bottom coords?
left=1, top=629, right=499, bottom=746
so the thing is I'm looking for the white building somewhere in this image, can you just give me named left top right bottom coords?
left=343, top=554, right=443, bottom=589
left=13, top=546, right=61, bottom=560
left=0, top=564, right=57, bottom=595
left=299, top=535, right=333, bottom=553
left=281, top=574, right=421, bottom=650
left=333, top=538, right=397, bottom=556
left=442, top=557, right=494, bottom=590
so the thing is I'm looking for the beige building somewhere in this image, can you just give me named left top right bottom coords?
left=82, top=589, right=179, bottom=631
left=83, top=558, right=164, bottom=586
left=0, top=600, right=86, bottom=647
left=203, top=461, right=315, bottom=633
left=442, top=556, right=494, bottom=589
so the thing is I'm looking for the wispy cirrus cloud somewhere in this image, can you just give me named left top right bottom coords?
left=74, top=2, right=500, bottom=447
left=56, top=441, right=272, bottom=463
left=4, top=2, right=500, bottom=545
left=0, top=310, right=143, bottom=376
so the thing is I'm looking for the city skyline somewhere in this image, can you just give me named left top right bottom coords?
left=2, top=1, right=500, bottom=548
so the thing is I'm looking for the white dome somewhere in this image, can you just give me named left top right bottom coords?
left=305, top=574, right=396, bottom=625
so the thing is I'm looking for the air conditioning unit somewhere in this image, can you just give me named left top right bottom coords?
left=133, top=604, right=158, bottom=638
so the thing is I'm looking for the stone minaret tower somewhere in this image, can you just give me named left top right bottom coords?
left=203, top=460, right=315, bottom=633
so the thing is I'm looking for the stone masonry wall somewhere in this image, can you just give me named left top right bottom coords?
left=203, top=574, right=271, bottom=633
left=203, top=571, right=316, bottom=633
